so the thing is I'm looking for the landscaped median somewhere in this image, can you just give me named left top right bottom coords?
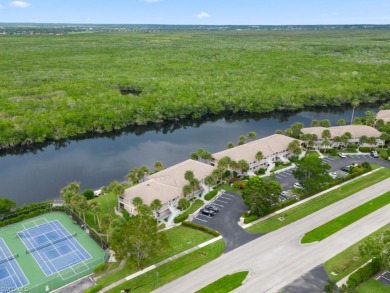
left=324, top=223, right=390, bottom=283
left=195, top=271, right=249, bottom=293
left=246, top=168, right=390, bottom=234
left=301, top=191, right=390, bottom=244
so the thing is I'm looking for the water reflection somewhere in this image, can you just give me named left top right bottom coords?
left=0, top=105, right=377, bottom=205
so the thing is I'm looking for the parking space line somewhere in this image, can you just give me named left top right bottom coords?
left=194, top=218, right=208, bottom=222
left=222, top=193, right=235, bottom=197
left=215, top=199, right=228, bottom=203
left=219, top=196, right=232, bottom=200
left=211, top=203, right=224, bottom=207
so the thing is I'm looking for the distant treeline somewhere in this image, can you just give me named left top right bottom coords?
left=0, top=29, right=389, bottom=150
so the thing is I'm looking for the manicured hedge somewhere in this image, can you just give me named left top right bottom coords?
left=173, top=212, right=189, bottom=223
left=345, top=258, right=381, bottom=289
left=244, top=215, right=258, bottom=224
left=359, top=146, right=375, bottom=152
left=182, top=221, right=220, bottom=236
left=204, top=190, right=218, bottom=201
left=93, top=263, right=106, bottom=274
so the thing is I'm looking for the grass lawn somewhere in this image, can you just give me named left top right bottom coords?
left=217, top=184, right=242, bottom=195
left=106, top=240, right=225, bottom=293
left=187, top=199, right=205, bottom=214
left=247, top=168, right=390, bottom=234
left=97, top=225, right=214, bottom=287
left=195, top=271, right=249, bottom=293
left=324, top=223, right=390, bottom=282
left=357, top=280, right=390, bottom=293
left=301, top=191, right=390, bottom=243
left=85, top=192, right=120, bottom=232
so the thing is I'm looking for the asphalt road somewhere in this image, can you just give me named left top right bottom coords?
left=154, top=177, right=390, bottom=293
left=192, top=192, right=263, bottom=252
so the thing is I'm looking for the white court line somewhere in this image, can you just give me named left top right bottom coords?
left=2, top=266, right=17, bottom=288
left=0, top=243, right=23, bottom=288
left=21, top=227, right=55, bottom=275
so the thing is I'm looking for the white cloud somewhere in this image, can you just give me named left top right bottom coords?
left=142, top=0, right=162, bottom=3
left=195, top=12, right=211, bottom=19
left=9, top=1, right=30, bottom=8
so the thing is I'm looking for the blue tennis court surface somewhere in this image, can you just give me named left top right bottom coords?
left=17, top=219, right=91, bottom=276
left=0, top=238, right=29, bottom=291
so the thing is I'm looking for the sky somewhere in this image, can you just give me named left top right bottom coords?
left=0, top=0, right=389, bottom=25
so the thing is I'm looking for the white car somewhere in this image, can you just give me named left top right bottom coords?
left=329, top=172, right=337, bottom=179
left=338, top=153, right=347, bottom=158
left=294, top=182, right=303, bottom=189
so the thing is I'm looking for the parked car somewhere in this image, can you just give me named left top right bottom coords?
left=338, top=152, right=347, bottom=158
left=370, top=151, right=379, bottom=158
left=280, top=191, right=288, bottom=197
left=294, top=182, right=303, bottom=189
left=341, top=166, right=350, bottom=173
left=329, top=172, right=338, bottom=179
left=200, top=208, right=216, bottom=216
left=205, top=205, right=220, bottom=213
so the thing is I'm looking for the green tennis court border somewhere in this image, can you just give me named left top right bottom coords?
left=0, top=212, right=108, bottom=292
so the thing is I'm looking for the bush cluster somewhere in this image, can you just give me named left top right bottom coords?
left=182, top=221, right=220, bottom=236
left=93, top=263, right=106, bottom=274
left=244, top=214, right=258, bottom=224
left=343, top=258, right=381, bottom=290
left=204, top=190, right=218, bottom=201
left=173, top=212, right=189, bottom=223
left=358, top=146, right=375, bottom=152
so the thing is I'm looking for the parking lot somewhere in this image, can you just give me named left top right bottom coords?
left=377, top=271, right=390, bottom=288
left=192, top=191, right=263, bottom=252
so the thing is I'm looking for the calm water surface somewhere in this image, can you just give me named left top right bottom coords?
left=0, top=106, right=376, bottom=205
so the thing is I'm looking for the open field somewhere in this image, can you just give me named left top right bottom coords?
left=301, top=191, right=390, bottom=243
left=324, top=223, right=390, bottom=282
left=247, top=168, right=390, bottom=233
left=1, top=29, right=389, bottom=149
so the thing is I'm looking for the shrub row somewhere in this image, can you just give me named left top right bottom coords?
left=204, top=190, right=218, bottom=201
left=173, top=212, right=189, bottom=223
left=182, top=221, right=220, bottom=236
left=359, top=146, right=375, bottom=152
left=344, top=258, right=381, bottom=290
left=244, top=214, right=258, bottom=224
left=93, top=263, right=106, bottom=274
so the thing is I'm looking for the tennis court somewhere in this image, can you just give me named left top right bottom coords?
left=0, top=211, right=108, bottom=292
left=0, top=238, right=29, bottom=291
left=17, top=218, right=91, bottom=277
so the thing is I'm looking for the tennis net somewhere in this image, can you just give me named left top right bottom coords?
left=0, top=253, right=19, bottom=264
left=26, top=232, right=77, bottom=254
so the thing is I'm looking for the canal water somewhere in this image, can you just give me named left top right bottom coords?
left=0, top=106, right=376, bottom=205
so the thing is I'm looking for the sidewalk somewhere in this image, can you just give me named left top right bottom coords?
left=100, top=236, right=222, bottom=292
left=241, top=167, right=383, bottom=229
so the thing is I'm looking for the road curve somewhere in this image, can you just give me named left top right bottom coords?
left=154, top=178, right=390, bottom=293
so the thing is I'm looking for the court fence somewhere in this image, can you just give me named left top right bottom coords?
left=0, top=203, right=109, bottom=251
left=21, top=253, right=110, bottom=293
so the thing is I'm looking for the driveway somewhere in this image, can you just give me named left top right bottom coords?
left=192, top=192, right=263, bottom=253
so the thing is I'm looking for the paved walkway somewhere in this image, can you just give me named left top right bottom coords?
left=100, top=236, right=222, bottom=292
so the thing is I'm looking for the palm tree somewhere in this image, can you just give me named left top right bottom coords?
left=284, top=128, right=294, bottom=137
left=60, top=182, right=80, bottom=205
left=190, top=152, right=199, bottom=160
left=182, top=184, right=192, bottom=198
left=150, top=199, right=162, bottom=223
left=153, top=161, right=164, bottom=172
left=359, top=135, right=368, bottom=146
left=337, top=119, right=346, bottom=126
left=138, top=165, right=150, bottom=182
left=247, top=131, right=256, bottom=141
left=184, top=170, right=195, bottom=182
left=217, top=156, right=231, bottom=179
left=204, top=175, right=216, bottom=189
left=255, top=151, right=264, bottom=161
left=237, top=160, right=249, bottom=175
left=288, top=140, right=302, bottom=156
left=367, top=136, right=377, bottom=146
left=126, top=168, right=139, bottom=185
left=350, top=99, right=360, bottom=125
left=132, top=196, right=143, bottom=212
left=90, top=202, right=102, bottom=230
left=227, top=142, right=234, bottom=149
left=311, top=120, right=320, bottom=127
left=101, top=214, right=112, bottom=242
left=275, top=130, right=283, bottom=134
